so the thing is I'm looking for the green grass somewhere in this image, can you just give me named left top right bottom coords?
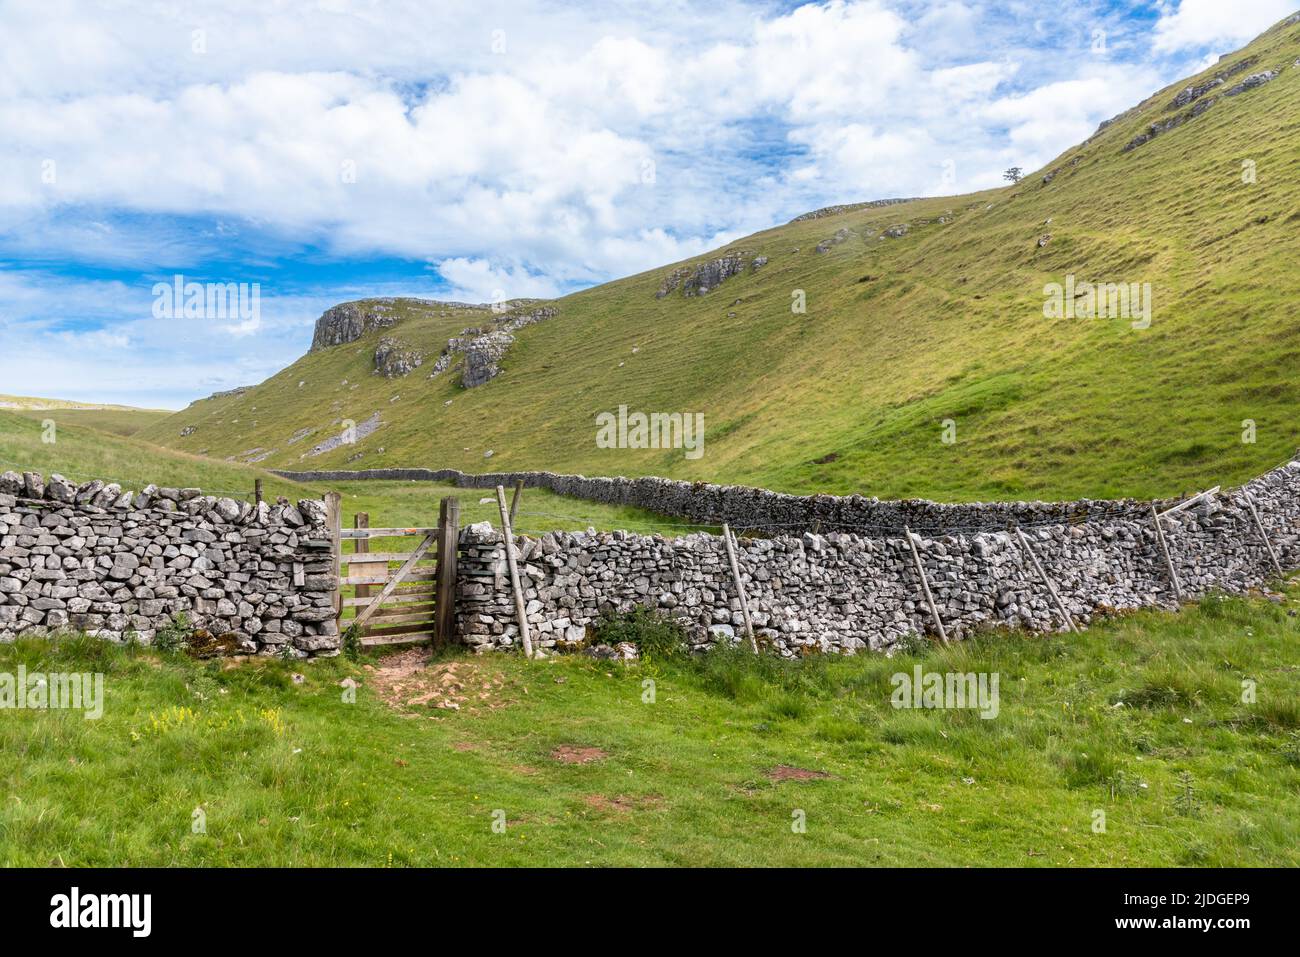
left=0, top=408, right=313, bottom=503
left=0, top=409, right=696, bottom=536
left=0, top=394, right=170, bottom=437
left=3, top=588, right=1298, bottom=866
left=8, top=408, right=172, bottom=438
left=331, top=479, right=703, bottom=538
left=136, top=17, right=1300, bottom=503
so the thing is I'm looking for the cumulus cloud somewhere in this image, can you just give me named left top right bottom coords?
left=0, top=265, right=359, bottom=407
left=978, top=68, right=1163, bottom=164
left=0, top=0, right=1137, bottom=265
left=435, top=258, right=566, bottom=303
left=1152, top=0, right=1295, bottom=54
left=0, top=0, right=1262, bottom=405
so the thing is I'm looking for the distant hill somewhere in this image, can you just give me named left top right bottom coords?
left=141, top=13, right=1300, bottom=503
left=1, top=395, right=172, bottom=437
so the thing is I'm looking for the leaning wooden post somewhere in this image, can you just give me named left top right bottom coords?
left=1243, top=495, right=1284, bottom=578
left=509, top=479, right=525, bottom=525
left=721, top=523, right=758, bottom=653
left=435, top=497, right=460, bottom=647
left=1150, top=504, right=1184, bottom=604
left=324, top=491, right=343, bottom=626
left=904, top=525, right=949, bottom=646
left=495, top=485, right=533, bottom=659
left=1013, top=527, right=1079, bottom=634
left=254, top=477, right=264, bottom=505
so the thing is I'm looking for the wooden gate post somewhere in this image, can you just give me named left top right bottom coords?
left=324, top=491, right=343, bottom=625
left=436, top=497, right=460, bottom=647
left=509, top=479, right=525, bottom=526
left=495, top=485, right=534, bottom=659
left=354, top=513, right=371, bottom=610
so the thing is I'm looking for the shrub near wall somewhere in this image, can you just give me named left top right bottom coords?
left=453, top=459, right=1300, bottom=656
left=0, top=471, right=338, bottom=655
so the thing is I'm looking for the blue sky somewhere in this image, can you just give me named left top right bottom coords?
left=0, top=0, right=1295, bottom=409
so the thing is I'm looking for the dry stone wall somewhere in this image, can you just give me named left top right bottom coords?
left=274, top=466, right=1156, bottom=535
left=453, top=459, right=1300, bottom=656
left=0, top=470, right=339, bottom=656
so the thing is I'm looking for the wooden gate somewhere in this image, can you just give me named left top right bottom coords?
left=329, top=496, right=459, bottom=648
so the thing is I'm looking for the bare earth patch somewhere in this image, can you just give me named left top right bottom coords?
left=366, top=649, right=515, bottom=716
left=582, top=793, right=663, bottom=814
left=768, top=764, right=832, bottom=782
left=550, top=745, right=609, bottom=764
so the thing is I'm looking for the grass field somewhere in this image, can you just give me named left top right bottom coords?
left=7, top=408, right=172, bottom=438
left=0, top=409, right=693, bottom=536
left=2, top=587, right=1297, bottom=867
left=0, top=394, right=171, bottom=438
left=136, top=17, right=1300, bottom=504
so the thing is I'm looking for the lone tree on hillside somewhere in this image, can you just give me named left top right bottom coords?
left=1003, top=167, right=1023, bottom=184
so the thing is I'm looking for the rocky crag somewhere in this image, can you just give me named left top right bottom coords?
left=373, top=337, right=424, bottom=378
left=1123, top=54, right=1290, bottom=152
left=307, top=296, right=560, bottom=389
left=429, top=304, right=558, bottom=387
left=655, top=250, right=768, bottom=298
left=788, top=197, right=920, bottom=223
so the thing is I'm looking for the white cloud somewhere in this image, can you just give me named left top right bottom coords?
left=978, top=68, right=1163, bottom=169
left=0, top=0, right=1098, bottom=268
left=1152, top=0, right=1295, bottom=54
left=0, top=266, right=340, bottom=408
left=0, top=0, right=1261, bottom=405
left=435, top=258, right=566, bottom=303
left=930, top=62, right=1022, bottom=102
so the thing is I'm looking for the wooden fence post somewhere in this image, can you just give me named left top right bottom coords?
left=324, top=491, right=343, bottom=625
left=254, top=478, right=264, bottom=505
left=495, top=485, right=533, bottom=659
left=354, top=513, right=371, bottom=611
left=721, top=524, right=758, bottom=653
left=904, top=526, right=949, bottom=646
left=1150, top=504, right=1184, bottom=604
left=1013, top=527, right=1079, bottom=634
left=1244, top=495, right=1284, bottom=578
left=436, top=497, right=460, bottom=647
left=509, top=479, right=525, bottom=526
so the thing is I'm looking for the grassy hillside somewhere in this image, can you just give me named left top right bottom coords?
left=0, top=409, right=687, bottom=535
left=141, top=16, right=1300, bottom=503
left=1, top=394, right=170, bottom=437
left=3, top=588, right=1298, bottom=866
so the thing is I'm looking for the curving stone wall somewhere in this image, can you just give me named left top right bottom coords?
left=452, top=459, right=1300, bottom=657
left=0, top=470, right=338, bottom=655
left=8, top=453, right=1297, bottom=660
left=273, top=466, right=1162, bottom=535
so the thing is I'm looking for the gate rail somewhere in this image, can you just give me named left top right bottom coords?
left=327, top=496, right=460, bottom=648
